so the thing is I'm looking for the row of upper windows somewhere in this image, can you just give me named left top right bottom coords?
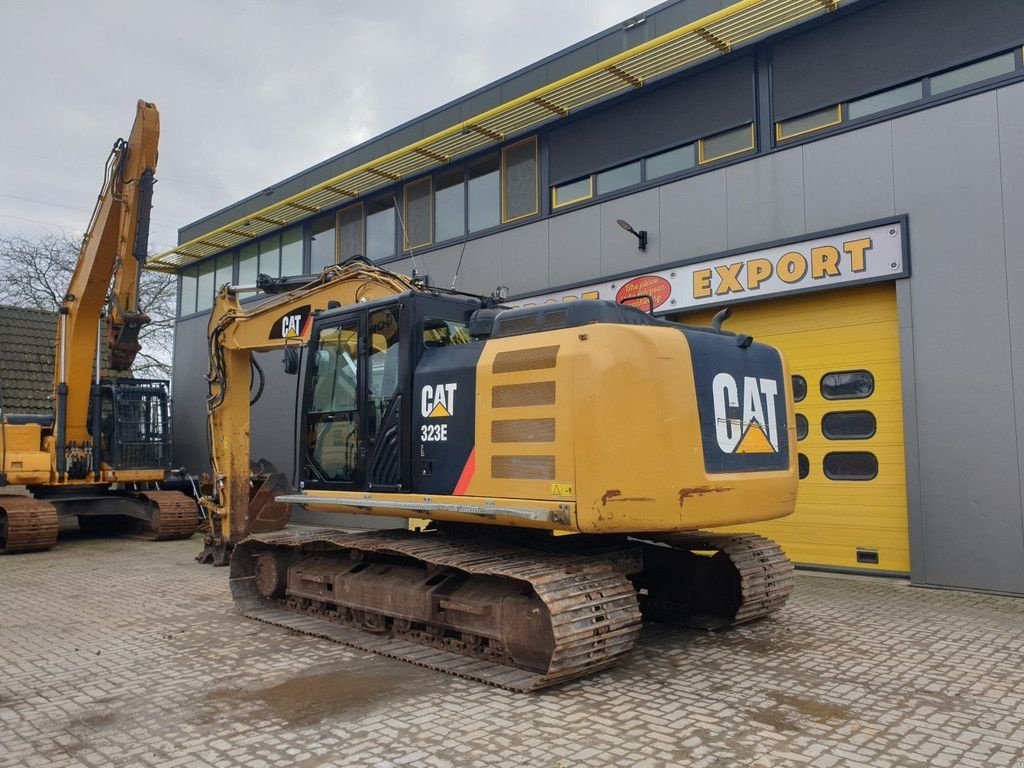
left=552, top=124, right=754, bottom=210
left=776, top=48, right=1022, bottom=143
left=178, top=45, right=1024, bottom=318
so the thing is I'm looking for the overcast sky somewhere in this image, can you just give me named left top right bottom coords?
left=0, top=0, right=649, bottom=254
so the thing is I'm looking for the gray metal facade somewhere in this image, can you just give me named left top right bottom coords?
left=172, top=0, right=1024, bottom=594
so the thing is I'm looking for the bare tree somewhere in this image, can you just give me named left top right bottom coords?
left=0, top=231, right=175, bottom=378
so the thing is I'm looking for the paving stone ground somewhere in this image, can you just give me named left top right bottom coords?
left=1, top=525, right=1023, bottom=768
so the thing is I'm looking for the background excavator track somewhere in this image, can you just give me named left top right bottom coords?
left=0, top=496, right=58, bottom=553
left=133, top=490, right=200, bottom=541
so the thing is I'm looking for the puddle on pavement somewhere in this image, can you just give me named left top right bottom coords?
left=770, top=692, right=853, bottom=721
left=752, top=692, right=853, bottom=733
left=206, top=663, right=432, bottom=726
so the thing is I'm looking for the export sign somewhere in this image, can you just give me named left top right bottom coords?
left=513, top=221, right=907, bottom=314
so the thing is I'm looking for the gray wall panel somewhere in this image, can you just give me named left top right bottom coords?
left=407, top=243, right=462, bottom=289
left=658, top=169, right=728, bottom=263
left=171, top=315, right=211, bottom=473
left=997, top=82, right=1024, bottom=590
left=249, top=349, right=299, bottom=485
left=725, top=149, right=805, bottom=250
left=548, top=205, right=602, bottom=288
left=653, top=0, right=725, bottom=38
left=501, top=221, right=550, bottom=295
left=895, top=280, right=926, bottom=580
left=599, top=188, right=661, bottom=276
left=892, top=92, right=1023, bottom=593
left=802, top=121, right=896, bottom=232
left=447, top=236, right=502, bottom=298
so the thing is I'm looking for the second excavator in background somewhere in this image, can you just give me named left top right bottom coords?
left=0, top=100, right=196, bottom=554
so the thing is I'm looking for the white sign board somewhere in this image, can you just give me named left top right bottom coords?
left=512, top=221, right=907, bottom=315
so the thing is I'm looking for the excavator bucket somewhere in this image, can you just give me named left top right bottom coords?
left=247, top=459, right=292, bottom=533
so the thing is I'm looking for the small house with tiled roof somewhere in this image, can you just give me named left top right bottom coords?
left=0, top=305, right=57, bottom=418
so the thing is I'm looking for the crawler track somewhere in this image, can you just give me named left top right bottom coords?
left=230, top=528, right=792, bottom=690
left=636, top=531, right=795, bottom=629
left=0, top=496, right=59, bottom=554
left=231, top=530, right=643, bottom=692
left=134, top=491, right=199, bottom=541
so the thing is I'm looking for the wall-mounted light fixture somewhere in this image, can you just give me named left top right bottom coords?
left=616, top=219, right=648, bottom=252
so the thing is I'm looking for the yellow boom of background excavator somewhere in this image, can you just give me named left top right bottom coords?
left=0, top=101, right=196, bottom=554
left=201, top=257, right=798, bottom=690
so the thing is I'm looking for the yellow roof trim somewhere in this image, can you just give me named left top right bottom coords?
left=150, top=0, right=837, bottom=273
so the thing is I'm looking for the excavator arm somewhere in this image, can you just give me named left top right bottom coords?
left=198, top=259, right=420, bottom=564
left=53, top=100, right=159, bottom=480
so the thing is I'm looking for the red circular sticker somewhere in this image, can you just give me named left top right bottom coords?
left=615, top=275, right=671, bottom=310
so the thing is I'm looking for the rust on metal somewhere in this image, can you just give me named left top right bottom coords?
left=0, top=496, right=58, bottom=554
left=677, top=485, right=732, bottom=506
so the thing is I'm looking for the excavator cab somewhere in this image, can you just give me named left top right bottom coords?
left=300, top=291, right=483, bottom=494
left=87, top=378, right=172, bottom=471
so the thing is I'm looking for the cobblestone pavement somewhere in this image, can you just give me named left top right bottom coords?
left=1, top=527, right=1023, bottom=768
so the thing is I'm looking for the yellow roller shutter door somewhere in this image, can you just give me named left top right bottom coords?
left=678, top=282, right=909, bottom=573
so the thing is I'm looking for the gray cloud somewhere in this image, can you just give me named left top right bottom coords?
left=0, top=0, right=646, bottom=252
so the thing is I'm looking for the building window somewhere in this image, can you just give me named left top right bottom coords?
left=366, top=198, right=395, bottom=261
left=776, top=104, right=843, bottom=142
left=468, top=154, right=500, bottom=232
left=822, top=411, right=877, bottom=440
left=259, top=234, right=281, bottom=278
left=179, top=267, right=197, bottom=316
left=792, top=375, right=807, bottom=402
left=596, top=160, right=641, bottom=195
left=798, top=453, right=809, bottom=479
left=501, top=137, right=538, bottom=223
left=281, top=225, right=303, bottom=276
left=823, top=451, right=878, bottom=481
left=403, top=177, right=432, bottom=250
left=645, top=144, right=695, bottom=180
left=821, top=370, right=874, bottom=400
left=930, top=51, right=1016, bottom=96
left=339, top=204, right=363, bottom=261
left=699, top=124, right=754, bottom=164
left=847, top=82, right=923, bottom=120
left=214, top=251, right=233, bottom=297
left=552, top=177, right=593, bottom=209
left=434, top=168, right=465, bottom=243
left=795, top=414, right=808, bottom=441
left=238, top=243, right=258, bottom=286
left=196, top=259, right=215, bottom=312
left=310, top=213, right=336, bottom=273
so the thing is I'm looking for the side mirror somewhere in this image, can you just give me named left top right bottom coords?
left=283, top=346, right=300, bottom=375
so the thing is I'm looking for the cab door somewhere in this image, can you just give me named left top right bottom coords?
left=303, top=303, right=406, bottom=491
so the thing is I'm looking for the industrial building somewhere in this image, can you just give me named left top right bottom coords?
left=153, top=0, right=1024, bottom=595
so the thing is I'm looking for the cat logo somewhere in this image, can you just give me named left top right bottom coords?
left=421, top=382, right=457, bottom=418
left=712, top=373, right=780, bottom=454
left=269, top=305, right=312, bottom=340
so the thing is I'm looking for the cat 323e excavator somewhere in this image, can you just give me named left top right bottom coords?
left=201, top=257, right=798, bottom=690
left=0, top=101, right=196, bottom=554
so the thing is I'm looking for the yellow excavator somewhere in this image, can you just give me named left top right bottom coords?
left=201, top=256, right=798, bottom=690
left=0, top=100, right=196, bottom=554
